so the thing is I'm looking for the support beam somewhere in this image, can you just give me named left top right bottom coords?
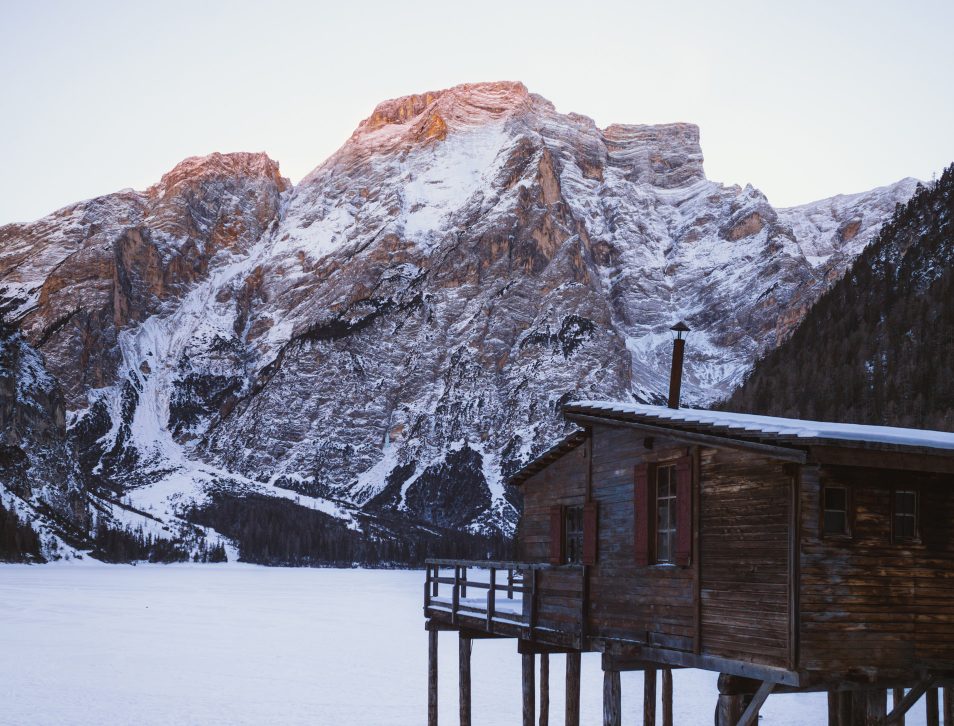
left=661, top=668, right=673, bottom=726
left=565, top=652, right=581, bottom=726
left=523, top=653, right=536, bottom=726
left=540, top=653, right=549, bottom=726
left=737, top=681, right=775, bottom=726
left=828, top=691, right=838, bottom=726
left=944, top=687, right=952, bottom=726
left=603, top=670, right=621, bottom=726
left=715, top=694, right=743, bottom=726
left=644, top=668, right=657, bottom=726
left=885, top=678, right=936, bottom=724
left=892, top=688, right=905, bottom=726
left=928, top=688, right=940, bottom=726
left=838, top=690, right=852, bottom=726
left=459, top=635, right=471, bottom=726
left=428, top=628, right=438, bottom=726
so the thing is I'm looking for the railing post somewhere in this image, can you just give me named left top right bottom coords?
left=487, top=567, right=496, bottom=631
left=508, top=568, right=515, bottom=599
left=452, top=566, right=460, bottom=624
left=431, top=563, right=439, bottom=598
left=424, top=564, right=432, bottom=610
left=461, top=565, right=468, bottom=599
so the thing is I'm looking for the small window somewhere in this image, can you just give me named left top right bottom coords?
left=564, top=506, right=584, bottom=564
left=655, top=464, right=677, bottom=563
left=893, top=489, right=918, bottom=542
left=823, top=486, right=850, bottom=536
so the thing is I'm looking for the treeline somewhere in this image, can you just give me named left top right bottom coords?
left=724, top=164, right=954, bottom=431
left=88, top=520, right=226, bottom=564
left=0, top=497, right=45, bottom=562
left=188, top=493, right=513, bottom=567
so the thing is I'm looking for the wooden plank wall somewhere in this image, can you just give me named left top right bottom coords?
left=517, top=441, right=587, bottom=637
left=699, top=448, right=792, bottom=668
left=587, top=426, right=697, bottom=651
left=799, top=465, right=954, bottom=678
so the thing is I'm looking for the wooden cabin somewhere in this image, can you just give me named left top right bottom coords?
left=423, top=401, right=954, bottom=726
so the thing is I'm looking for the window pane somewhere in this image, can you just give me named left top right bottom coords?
left=895, top=491, right=915, bottom=515
left=657, top=532, right=670, bottom=563
left=825, top=487, right=847, bottom=511
left=658, top=500, right=669, bottom=534
left=824, top=510, right=846, bottom=535
left=657, top=471, right=669, bottom=498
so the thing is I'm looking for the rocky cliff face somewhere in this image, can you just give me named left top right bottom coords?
left=0, top=82, right=917, bottom=543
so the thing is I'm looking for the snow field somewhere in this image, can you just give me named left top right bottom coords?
left=0, top=565, right=927, bottom=725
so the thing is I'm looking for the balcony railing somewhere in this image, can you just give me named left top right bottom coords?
left=424, top=559, right=548, bottom=632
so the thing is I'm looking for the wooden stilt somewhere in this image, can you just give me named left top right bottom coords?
left=428, top=628, right=438, bottom=726
left=644, top=668, right=657, bottom=726
left=838, top=691, right=853, bottom=726
left=944, top=687, right=953, bottom=726
left=715, top=695, right=743, bottom=726
left=828, top=691, right=839, bottom=726
left=459, top=635, right=471, bottom=726
left=603, top=670, right=621, bottom=726
left=928, top=688, right=940, bottom=726
left=540, top=653, right=549, bottom=726
left=661, top=668, right=673, bottom=726
left=851, top=690, right=867, bottom=726
left=865, top=689, right=886, bottom=726
left=523, top=653, right=536, bottom=726
left=893, top=688, right=906, bottom=726
left=565, top=652, right=581, bottom=726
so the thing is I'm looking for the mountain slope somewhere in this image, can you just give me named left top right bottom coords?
left=723, top=164, right=954, bottom=430
left=0, top=81, right=918, bottom=550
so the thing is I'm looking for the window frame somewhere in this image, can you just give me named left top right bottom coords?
left=654, top=463, right=678, bottom=565
left=891, top=487, right=920, bottom=544
left=821, top=484, right=853, bottom=539
left=563, top=504, right=584, bottom=565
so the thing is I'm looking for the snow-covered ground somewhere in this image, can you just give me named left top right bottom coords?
left=0, top=565, right=929, bottom=725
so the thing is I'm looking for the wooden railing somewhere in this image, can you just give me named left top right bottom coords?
left=424, top=559, right=545, bottom=632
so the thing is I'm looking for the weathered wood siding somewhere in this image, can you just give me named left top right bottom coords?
left=799, top=465, right=954, bottom=678
left=587, top=425, right=697, bottom=651
left=698, top=448, right=793, bottom=667
left=517, top=440, right=586, bottom=640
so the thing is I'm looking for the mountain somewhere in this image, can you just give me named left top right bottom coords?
left=723, top=164, right=954, bottom=430
left=0, top=81, right=918, bottom=559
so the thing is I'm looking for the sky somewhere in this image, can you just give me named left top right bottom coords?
left=2, top=0, right=953, bottom=224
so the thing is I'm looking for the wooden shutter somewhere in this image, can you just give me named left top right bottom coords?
left=634, top=463, right=651, bottom=565
left=582, top=502, right=598, bottom=565
left=674, top=455, right=693, bottom=566
left=549, top=505, right=565, bottom=564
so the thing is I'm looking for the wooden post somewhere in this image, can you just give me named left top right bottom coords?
left=851, top=689, right=867, bottom=726
left=540, top=653, right=549, bottom=726
left=452, top=567, right=460, bottom=624
left=461, top=566, right=468, bottom=599
left=565, top=652, right=581, bottom=726
left=928, top=688, right=940, bottom=726
left=944, top=687, right=952, bottom=726
left=459, top=635, right=471, bottom=726
left=828, top=691, right=839, bottom=726
left=523, top=653, right=536, bottom=726
left=428, top=628, right=438, bottom=726
left=893, top=688, right=906, bottom=726
left=603, top=670, right=621, bottom=726
left=838, top=691, right=853, bottom=726
left=661, top=668, right=673, bottom=726
left=487, top=568, right=496, bottom=631
left=865, top=689, right=886, bottom=726
left=644, top=668, right=657, bottom=726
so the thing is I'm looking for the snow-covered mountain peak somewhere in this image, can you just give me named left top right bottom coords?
left=147, top=151, right=290, bottom=200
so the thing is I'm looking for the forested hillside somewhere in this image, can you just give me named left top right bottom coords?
left=724, top=164, right=954, bottom=431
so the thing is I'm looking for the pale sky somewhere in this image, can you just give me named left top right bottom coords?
left=2, top=0, right=953, bottom=224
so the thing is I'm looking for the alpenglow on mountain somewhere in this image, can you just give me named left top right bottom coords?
left=0, top=81, right=917, bottom=556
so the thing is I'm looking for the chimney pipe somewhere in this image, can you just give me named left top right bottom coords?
left=668, top=321, right=690, bottom=409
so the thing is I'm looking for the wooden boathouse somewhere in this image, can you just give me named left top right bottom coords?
left=423, top=327, right=954, bottom=725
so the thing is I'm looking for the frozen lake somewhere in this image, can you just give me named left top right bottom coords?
left=0, top=564, right=929, bottom=725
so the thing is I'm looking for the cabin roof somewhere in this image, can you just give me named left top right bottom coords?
left=563, top=401, right=954, bottom=454
left=508, top=429, right=588, bottom=486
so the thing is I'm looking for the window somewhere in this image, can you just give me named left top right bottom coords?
left=655, top=464, right=677, bottom=563
left=823, top=486, right=850, bottom=536
left=564, top=505, right=584, bottom=564
left=893, top=489, right=918, bottom=542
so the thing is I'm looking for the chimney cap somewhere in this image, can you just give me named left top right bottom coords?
left=670, top=321, right=690, bottom=333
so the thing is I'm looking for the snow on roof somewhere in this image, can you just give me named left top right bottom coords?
left=564, top=401, right=954, bottom=453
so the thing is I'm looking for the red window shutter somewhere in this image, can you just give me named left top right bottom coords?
left=549, top=505, right=565, bottom=564
left=634, top=463, right=651, bottom=565
left=582, top=502, right=598, bottom=565
left=674, top=455, right=693, bottom=566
